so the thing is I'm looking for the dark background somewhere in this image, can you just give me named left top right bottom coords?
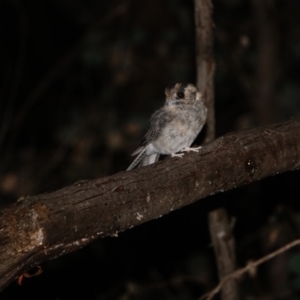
left=1, top=0, right=300, bottom=299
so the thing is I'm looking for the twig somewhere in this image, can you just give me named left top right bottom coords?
left=199, top=239, right=300, bottom=300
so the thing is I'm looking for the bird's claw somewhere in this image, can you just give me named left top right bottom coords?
left=181, top=146, right=202, bottom=153
left=170, top=152, right=184, bottom=158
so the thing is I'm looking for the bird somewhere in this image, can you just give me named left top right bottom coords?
left=126, top=83, right=207, bottom=170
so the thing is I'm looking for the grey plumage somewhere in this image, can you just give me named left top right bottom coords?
left=127, top=83, right=207, bottom=170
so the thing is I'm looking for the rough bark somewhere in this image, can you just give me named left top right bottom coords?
left=0, top=119, right=300, bottom=292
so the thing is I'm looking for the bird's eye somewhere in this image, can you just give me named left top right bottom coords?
left=176, top=91, right=184, bottom=99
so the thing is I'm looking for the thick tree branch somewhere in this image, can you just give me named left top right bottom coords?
left=0, top=119, right=300, bottom=292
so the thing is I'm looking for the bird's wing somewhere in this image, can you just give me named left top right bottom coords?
left=128, top=107, right=173, bottom=170
left=142, top=108, right=172, bottom=144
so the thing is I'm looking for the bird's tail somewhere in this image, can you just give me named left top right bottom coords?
left=141, top=153, right=160, bottom=167
left=127, top=150, right=160, bottom=171
left=127, top=148, right=147, bottom=170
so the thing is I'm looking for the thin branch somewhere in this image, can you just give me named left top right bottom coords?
left=194, top=1, right=238, bottom=298
left=208, top=209, right=239, bottom=299
left=251, top=0, right=279, bottom=125
left=194, top=0, right=215, bottom=143
left=0, top=119, right=300, bottom=292
left=199, top=239, right=300, bottom=300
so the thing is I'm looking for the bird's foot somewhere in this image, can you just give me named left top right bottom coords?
left=181, top=146, right=202, bottom=153
left=170, top=152, right=184, bottom=158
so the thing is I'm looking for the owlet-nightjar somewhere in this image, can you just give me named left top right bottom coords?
left=127, top=83, right=207, bottom=170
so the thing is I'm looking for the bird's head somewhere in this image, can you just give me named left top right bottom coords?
left=164, top=83, right=202, bottom=104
